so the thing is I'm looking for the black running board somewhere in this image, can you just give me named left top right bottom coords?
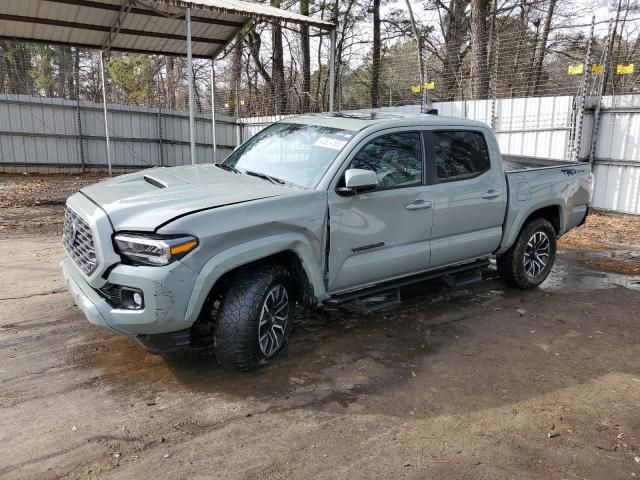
left=324, top=258, right=491, bottom=307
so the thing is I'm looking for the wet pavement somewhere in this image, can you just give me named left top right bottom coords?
left=1, top=233, right=640, bottom=479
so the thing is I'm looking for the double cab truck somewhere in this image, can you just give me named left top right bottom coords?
left=61, top=113, right=593, bottom=370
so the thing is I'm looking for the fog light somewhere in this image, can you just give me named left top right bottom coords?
left=99, top=284, right=144, bottom=310
left=132, top=292, right=143, bottom=307
left=121, top=288, right=144, bottom=310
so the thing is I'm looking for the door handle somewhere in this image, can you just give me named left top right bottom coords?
left=482, top=190, right=500, bottom=200
left=405, top=199, right=433, bottom=210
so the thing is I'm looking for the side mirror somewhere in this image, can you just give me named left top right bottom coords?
left=337, top=168, right=378, bottom=195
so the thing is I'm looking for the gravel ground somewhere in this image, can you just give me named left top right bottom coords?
left=1, top=173, right=640, bottom=480
left=0, top=174, right=106, bottom=234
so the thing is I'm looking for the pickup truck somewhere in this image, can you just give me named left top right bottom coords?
left=61, top=113, right=593, bottom=370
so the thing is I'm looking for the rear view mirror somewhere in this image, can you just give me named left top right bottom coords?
left=336, top=168, right=378, bottom=196
left=344, top=168, right=378, bottom=190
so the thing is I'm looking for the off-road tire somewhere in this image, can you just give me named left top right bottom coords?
left=496, top=218, right=557, bottom=289
left=214, top=264, right=294, bottom=371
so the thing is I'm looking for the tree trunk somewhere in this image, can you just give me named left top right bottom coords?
left=7, top=43, right=35, bottom=95
left=73, top=47, right=80, bottom=100
left=228, top=42, right=242, bottom=116
left=271, top=0, right=286, bottom=114
left=370, top=0, right=381, bottom=108
left=509, top=0, right=528, bottom=97
left=442, top=0, right=467, bottom=101
left=404, top=0, right=426, bottom=110
left=470, top=0, right=489, bottom=99
left=300, top=0, right=311, bottom=113
left=603, top=0, right=623, bottom=96
left=530, top=0, right=557, bottom=95
left=166, top=57, right=176, bottom=109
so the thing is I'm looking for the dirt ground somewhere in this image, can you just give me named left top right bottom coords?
left=1, top=173, right=640, bottom=480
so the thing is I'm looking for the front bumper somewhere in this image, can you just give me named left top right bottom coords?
left=61, top=256, right=199, bottom=336
left=61, top=257, right=125, bottom=334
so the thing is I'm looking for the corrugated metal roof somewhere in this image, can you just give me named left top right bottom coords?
left=0, top=0, right=334, bottom=58
left=164, top=1, right=334, bottom=29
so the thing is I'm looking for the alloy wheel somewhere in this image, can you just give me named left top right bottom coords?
left=523, top=231, right=551, bottom=277
left=258, top=285, right=289, bottom=357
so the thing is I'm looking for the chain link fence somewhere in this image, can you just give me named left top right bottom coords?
left=1, top=16, right=638, bottom=116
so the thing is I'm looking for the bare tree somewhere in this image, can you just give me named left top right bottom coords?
left=443, top=0, right=469, bottom=100
left=271, top=0, right=286, bottom=113
left=470, top=0, right=490, bottom=99
left=530, top=0, right=557, bottom=94
left=404, top=0, right=427, bottom=108
left=371, top=0, right=381, bottom=108
left=300, top=0, right=311, bottom=112
left=227, top=43, right=242, bottom=116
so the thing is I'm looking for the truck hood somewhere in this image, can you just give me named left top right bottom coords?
left=80, top=164, right=294, bottom=231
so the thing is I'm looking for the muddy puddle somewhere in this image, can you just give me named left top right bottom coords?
left=544, top=249, right=640, bottom=291
left=72, top=249, right=640, bottom=411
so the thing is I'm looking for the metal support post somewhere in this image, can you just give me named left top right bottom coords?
left=210, top=58, right=217, bottom=162
left=186, top=8, right=197, bottom=165
left=570, top=15, right=595, bottom=162
left=99, top=50, right=112, bottom=177
left=589, top=20, right=613, bottom=166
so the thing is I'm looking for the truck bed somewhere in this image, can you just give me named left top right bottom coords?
left=498, top=154, right=592, bottom=254
left=502, top=154, right=577, bottom=172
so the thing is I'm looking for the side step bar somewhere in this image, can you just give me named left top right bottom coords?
left=324, top=258, right=491, bottom=307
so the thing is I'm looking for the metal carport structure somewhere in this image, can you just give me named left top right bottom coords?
left=0, top=0, right=336, bottom=174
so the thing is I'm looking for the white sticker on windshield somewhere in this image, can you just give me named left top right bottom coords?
left=313, top=137, right=348, bottom=150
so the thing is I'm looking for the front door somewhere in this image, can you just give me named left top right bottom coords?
left=327, top=131, right=433, bottom=293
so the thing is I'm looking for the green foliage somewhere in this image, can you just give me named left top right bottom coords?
left=29, top=45, right=55, bottom=94
left=107, top=54, right=154, bottom=104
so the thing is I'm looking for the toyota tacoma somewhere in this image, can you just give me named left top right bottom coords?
left=61, top=113, right=593, bottom=370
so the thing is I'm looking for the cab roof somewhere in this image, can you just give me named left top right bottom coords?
left=284, top=112, right=489, bottom=132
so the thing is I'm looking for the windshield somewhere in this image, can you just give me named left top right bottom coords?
left=223, top=122, right=355, bottom=188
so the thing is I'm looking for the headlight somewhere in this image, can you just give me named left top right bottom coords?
left=114, top=233, right=198, bottom=266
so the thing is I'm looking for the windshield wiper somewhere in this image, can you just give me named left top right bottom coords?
left=244, top=170, right=286, bottom=185
left=215, top=163, right=241, bottom=174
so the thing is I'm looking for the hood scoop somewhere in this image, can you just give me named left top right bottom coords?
left=121, top=171, right=191, bottom=189
left=144, top=175, right=167, bottom=189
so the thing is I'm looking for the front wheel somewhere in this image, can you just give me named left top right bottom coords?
left=214, top=264, right=294, bottom=371
left=497, top=218, right=557, bottom=289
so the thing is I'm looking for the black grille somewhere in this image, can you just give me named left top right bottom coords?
left=63, top=207, right=98, bottom=275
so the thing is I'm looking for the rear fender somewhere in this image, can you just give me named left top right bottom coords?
left=497, top=201, right=565, bottom=254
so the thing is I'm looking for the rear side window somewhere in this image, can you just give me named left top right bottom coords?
left=432, top=130, right=490, bottom=181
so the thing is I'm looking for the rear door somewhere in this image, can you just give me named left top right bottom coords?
left=424, top=129, right=507, bottom=268
left=327, top=130, right=433, bottom=293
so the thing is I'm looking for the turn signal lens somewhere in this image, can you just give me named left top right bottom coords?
left=170, top=240, right=199, bottom=256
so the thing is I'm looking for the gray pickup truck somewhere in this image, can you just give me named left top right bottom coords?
left=61, top=113, right=593, bottom=370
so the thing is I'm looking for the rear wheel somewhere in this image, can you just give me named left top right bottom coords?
left=497, top=218, right=557, bottom=289
left=214, top=264, right=294, bottom=371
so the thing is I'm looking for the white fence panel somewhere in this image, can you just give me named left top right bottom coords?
left=592, top=163, right=640, bottom=214
left=596, top=111, right=640, bottom=163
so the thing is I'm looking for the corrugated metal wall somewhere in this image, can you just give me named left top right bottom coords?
left=241, top=95, right=639, bottom=215
left=2, top=93, right=639, bottom=215
left=0, top=94, right=239, bottom=172
left=340, top=96, right=574, bottom=160
left=589, top=95, right=640, bottom=214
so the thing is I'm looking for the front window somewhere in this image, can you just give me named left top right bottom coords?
left=224, top=122, right=355, bottom=188
left=345, top=132, right=423, bottom=190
